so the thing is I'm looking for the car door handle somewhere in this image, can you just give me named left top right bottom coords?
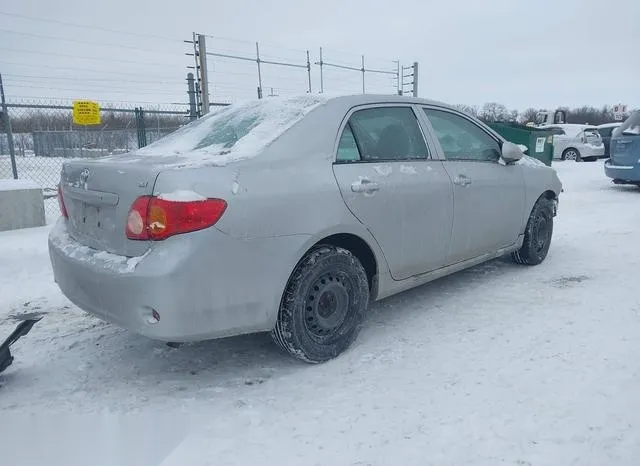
left=453, top=175, right=472, bottom=187
left=351, top=178, right=380, bottom=193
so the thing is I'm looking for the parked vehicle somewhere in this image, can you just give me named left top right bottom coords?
left=533, top=109, right=567, bottom=126
left=540, top=124, right=605, bottom=161
left=597, top=122, right=622, bottom=158
left=604, top=111, right=640, bottom=186
left=49, top=94, right=562, bottom=363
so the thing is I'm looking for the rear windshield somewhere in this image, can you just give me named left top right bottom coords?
left=135, top=95, right=326, bottom=161
left=619, top=111, right=640, bottom=136
left=584, top=129, right=599, bottom=137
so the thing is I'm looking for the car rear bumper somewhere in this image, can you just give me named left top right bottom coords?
left=48, top=219, right=308, bottom=342
left=604, top=159, right=640, bottom=182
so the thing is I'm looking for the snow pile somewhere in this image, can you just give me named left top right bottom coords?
left=101, top=95, right=328, bottom=168
left=0, top=179, right=41, bottom=191
left=49, top=219, right=147, bottom=274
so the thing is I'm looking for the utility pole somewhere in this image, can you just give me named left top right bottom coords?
left=256, top=42, right=263, bottom=99
left=186, top=72, right=197, bottom=121
left=0, top=74, right=17, bottom=179
left=361, top=55, right=365, bottom=94
left=197, top=34, right=210, bottom=115
left=412, top=62, right=419, bottom=97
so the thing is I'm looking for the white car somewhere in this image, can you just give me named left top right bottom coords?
left=540, top=124, right=605, bottom=162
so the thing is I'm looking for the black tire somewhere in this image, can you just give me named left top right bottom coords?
left=561, top=148, right=581, bottom=162
left=272, top=246, right=369, bottom=363
left=511, top=197, right=554, bottom=266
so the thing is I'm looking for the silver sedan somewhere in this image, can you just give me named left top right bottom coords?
left=49, top=94, right=562, bottom=363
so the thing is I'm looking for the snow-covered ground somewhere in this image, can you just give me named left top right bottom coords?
left=1, top=161, right=639, bottom=465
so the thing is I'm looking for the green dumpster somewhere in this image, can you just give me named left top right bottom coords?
left=487, top=122, right=554, bottom=166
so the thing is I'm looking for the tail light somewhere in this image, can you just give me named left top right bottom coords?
left=126, top=196, right=227, bottom=241
left=57, top=184, right=68, bottom=219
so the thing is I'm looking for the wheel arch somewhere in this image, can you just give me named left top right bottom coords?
left=311, top=233, right=378, bottom=292
left=562, top=147, right=580, bottom=158
left=288, top=228, right=385, bottom=301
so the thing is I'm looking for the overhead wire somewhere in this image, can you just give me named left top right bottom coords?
left=0, top=11, right=178, bottom=43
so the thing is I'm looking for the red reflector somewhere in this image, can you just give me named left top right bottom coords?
left=57, top=184, right=68, bottom=219
left=125, top=196, right=227, bottom=241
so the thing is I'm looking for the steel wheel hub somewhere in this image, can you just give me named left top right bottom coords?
left=304, top=272, right=351, bottom=340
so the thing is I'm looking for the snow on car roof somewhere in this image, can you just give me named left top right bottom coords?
left=129, top=94, right=329, bottom=166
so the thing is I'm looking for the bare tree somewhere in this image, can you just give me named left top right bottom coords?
left=479, top=102, right=511, bottom=123
left=520, top=108, right=539, bottom=124
left=454, top=104, right=479, bottom=118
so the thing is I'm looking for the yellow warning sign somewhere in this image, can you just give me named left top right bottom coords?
left=72, top=100, right=101, bottom=125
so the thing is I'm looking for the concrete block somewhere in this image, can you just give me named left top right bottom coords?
left=0, top=179, right=46, bottom=232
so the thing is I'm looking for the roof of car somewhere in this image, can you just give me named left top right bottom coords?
left=321, top=93, right=454, bottom=110
left=597, top=122, right=622, bottom=128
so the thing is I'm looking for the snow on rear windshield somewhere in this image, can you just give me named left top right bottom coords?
left=134, top=95, right=327, bottom=165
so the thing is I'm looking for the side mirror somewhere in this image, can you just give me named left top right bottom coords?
left=517, top=144, right=529, bottom=154
left=501, top=141, right=524, bottom=163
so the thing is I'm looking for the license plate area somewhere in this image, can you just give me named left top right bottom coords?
left=70, top=200, right=111, bottom=238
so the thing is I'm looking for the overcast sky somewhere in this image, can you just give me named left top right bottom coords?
left=0, top=0, right=638, bottom=111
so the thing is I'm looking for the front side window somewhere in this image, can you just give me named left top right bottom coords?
left=423, top=108, right=501, bottom=162
left=341, top=107, right=429, bottom=161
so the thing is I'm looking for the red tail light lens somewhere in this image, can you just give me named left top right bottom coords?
left=126, top=196, right=227, bottom=241
left=57, top=184, right=68, bottom=219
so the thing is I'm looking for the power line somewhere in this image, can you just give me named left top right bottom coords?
left=4, top=83, right=186, bottom=96
left=4, top=80, right=185, bottom=94
left=0, top=11, right=177, bottom=43
left=4, top=73, right=187, bottom=85
left=2, top=61, right=184, bottom=80
left=0, top=46, right=184, bottom=68
left=0, top=28, right=180, bottom=54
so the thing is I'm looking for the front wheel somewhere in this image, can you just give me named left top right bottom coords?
left=272, top=246, right=370, bottom=363
left=511, top=197, right=555, bottom=266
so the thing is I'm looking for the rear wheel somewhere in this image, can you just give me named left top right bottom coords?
left=511, top=197, right=554, bottom=266
left=562, top=148, right=581, bottom=162
left=272, top=246, right=369, bottom=363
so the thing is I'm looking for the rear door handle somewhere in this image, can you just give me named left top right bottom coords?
left=351, top=178, right=380, bottom=193
left=453, top=175, right=472, bottom=187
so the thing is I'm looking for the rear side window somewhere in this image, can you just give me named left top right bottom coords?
left=336, top=124, right=361, bottom=162
left=340, top=107, right=429, bottom=161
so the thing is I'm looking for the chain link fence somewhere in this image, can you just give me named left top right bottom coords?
left=0, top=99, right=189, bottom=221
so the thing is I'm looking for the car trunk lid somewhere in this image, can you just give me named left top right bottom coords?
left=60, top=158, right=160, bottom=257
